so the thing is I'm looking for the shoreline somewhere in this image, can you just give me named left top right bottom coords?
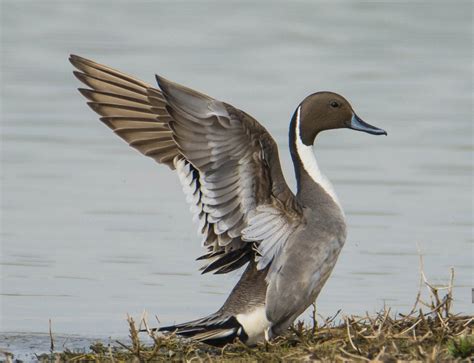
left=3, top=267, right=473, bottom=362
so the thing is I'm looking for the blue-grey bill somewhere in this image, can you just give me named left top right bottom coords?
left=350, top=114, right=387, bottom=135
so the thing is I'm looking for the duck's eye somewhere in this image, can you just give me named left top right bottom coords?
left=330, top=101, right=340, bottom=108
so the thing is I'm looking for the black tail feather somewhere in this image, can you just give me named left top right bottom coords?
left=201, top=248, right=252, bottom=274
left=148, top=314, right=248, bottom=347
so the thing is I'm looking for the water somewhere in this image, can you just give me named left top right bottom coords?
left=1, top=0, right=472, bottom=357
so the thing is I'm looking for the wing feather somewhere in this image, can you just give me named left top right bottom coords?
left=70, top=54, right=179, bottom=169
left=71, top=54, right=302, bottom=274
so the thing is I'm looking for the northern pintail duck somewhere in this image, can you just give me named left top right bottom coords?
left=70, top=55, right=387, bottom=346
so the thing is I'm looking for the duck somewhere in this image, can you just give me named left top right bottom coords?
left=69, top=54, right=387, bottom=347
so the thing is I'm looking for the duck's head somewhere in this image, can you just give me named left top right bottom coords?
left=296, top=92, right=387, bottom=145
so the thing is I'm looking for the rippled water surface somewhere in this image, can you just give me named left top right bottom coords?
left=1, top=0, right=472, bottom=356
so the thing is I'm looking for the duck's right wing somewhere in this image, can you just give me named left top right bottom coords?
left=70, top=55, right=304, bottom=275
left=157, top=75, right=304, bottom=274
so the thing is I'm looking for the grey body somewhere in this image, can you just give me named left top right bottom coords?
left=218, top=170, right=347, bottom=338
left=268, top=181, right=346, bottom=335
left=70, top=55, right=385, bottom=346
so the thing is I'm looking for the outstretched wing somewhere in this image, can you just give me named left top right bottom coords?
left=70, top=55, right=302, bottom=274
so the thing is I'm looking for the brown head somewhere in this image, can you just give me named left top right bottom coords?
left=295, top=92, right=387, bottom=146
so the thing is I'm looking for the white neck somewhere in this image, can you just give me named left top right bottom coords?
left=294, top=106, right=343, bottom=212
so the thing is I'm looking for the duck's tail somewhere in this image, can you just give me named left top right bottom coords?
left=156, top=313, right=247, bottom=347
left=146, top=260, right=269, bottom=346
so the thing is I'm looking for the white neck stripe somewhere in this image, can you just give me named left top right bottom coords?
left=294, top=106, right=343, bottom=211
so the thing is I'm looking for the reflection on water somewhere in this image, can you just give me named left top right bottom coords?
left=1, top=0, right=472, bottom=356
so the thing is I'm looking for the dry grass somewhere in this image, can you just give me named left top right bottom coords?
left=7, top=258, right=474, bottom=362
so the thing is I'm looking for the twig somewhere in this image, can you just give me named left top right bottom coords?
left=126, top=314, right=141, bottom=359
left=115, top=340, right=134, bottom=353
left=49, top=319, right=54, bottom=354
left=462, top=317, right=474, bottom=327
left=345, top=317, right=361, bottom=354
left=374, top=346, right=386, bottom=361
left=310, top=302, right=317, bottom=335
left=377, top=308, right=391, bottom=336
left=138, top=309, right=147, bottom=331
left=318, top=309, right=342, bottom=329
left=445, top=267, right=454, bottom=317
left=339, top=347, right=370, bottom=361
left=394, top=318, right=422, bottom=337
